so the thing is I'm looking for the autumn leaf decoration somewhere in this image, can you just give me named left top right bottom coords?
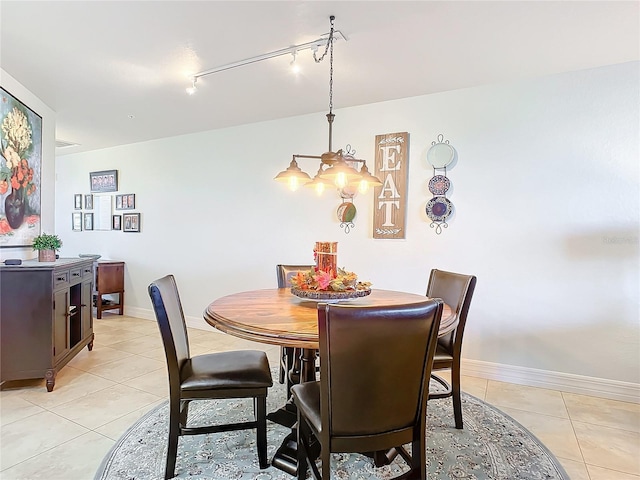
left=290, top=267, right=372, bottom=292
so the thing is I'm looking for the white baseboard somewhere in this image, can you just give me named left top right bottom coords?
left=461, top=358, right=639, bottom=404
left=124, top=306, right=226, bottom=334
left=124, top=306, right=639, bottom=403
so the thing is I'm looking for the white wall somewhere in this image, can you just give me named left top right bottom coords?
left=55, top=62, right=639, bottom=400
left=0, top=69, right=57, bottom=260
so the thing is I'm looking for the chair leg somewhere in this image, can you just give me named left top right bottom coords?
left=400, top=411, right=426, bottom=480
left=321, top=445, right=331, bottom=480
left=165, top=396, right=181, bottom=479
left=416, top=430, right=427, bottom=480
left=256, top=395, right=268, bottom=469
left=451, top=362, right=463, bottom=429
left=296, top=414, right=308, bottom=480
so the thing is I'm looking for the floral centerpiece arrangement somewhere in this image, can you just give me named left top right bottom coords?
left=289, top=241, right=372, bottom=301
left=290, top=267, right=372, bottom=293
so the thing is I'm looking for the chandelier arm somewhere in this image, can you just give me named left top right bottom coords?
left=294, top=154, right=366, bottom=166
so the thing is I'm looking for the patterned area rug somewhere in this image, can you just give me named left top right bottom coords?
left=95, top=372, right=568, bottom=480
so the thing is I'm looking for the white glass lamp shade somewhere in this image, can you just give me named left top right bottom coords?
left=304, top=167, right=334, bottom=195
left=348, top=163, right=382, bottom=194
left=274, top=159, right=312, bottom=191
left=319, top=157, right=361, bottom=188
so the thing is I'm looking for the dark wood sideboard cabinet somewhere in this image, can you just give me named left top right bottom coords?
left=0, top=258, right=95, bottom=392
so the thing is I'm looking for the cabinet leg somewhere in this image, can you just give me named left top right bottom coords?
left=45, top=369, right=56, bottom=392
left=88, top=333, right=95, bottom=351
left=118, top=292, right=124, bottom=315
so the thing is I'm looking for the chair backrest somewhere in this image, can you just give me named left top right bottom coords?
left=148, top=275, right=191, bottom=391
left=276, top=264, right=315, bottom=288
left=317, top=299, right=443, bottom=448
left=426, top=269, right=477, bottom=354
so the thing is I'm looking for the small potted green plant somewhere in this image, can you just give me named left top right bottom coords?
left=32, top=233, right=62, bottom=262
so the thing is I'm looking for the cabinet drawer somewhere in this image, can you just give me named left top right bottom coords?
left=82, top=265, right=94, bottom=279
left=70, top=268, right=83, bottom=283
left=54, top=270, right=69, bottom=289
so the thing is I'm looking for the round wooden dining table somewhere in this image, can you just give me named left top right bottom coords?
left=203, top=287, right=455, bottom=350
left=204, top=288, right=455, bottom=474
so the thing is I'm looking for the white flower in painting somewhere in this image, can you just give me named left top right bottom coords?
left=1, top=107, right=32, bottom=155
left=3, top=145, right=21, bottom=169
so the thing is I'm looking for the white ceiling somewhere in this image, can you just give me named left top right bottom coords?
left=1, top=1, right=638, bottom=155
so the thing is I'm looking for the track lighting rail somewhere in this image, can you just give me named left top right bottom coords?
left=191, top=31, right=348, bottom=81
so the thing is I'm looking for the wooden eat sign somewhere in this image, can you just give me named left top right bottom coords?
left=373, top=132, right=409, bottom=239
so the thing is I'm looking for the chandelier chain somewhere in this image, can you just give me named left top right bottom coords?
left=329, top=23, right=334, bottom=114
left=312, top=16, right=335, bottom=114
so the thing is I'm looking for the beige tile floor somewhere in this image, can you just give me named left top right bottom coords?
left=1, top=313, right=639, bottom=479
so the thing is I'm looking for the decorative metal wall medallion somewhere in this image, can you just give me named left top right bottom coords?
left=339, top=185, right=357, bottom=199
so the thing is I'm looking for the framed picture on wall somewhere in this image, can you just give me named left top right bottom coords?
left=84, top=194, right=93, bottom=210
left=74, top=194, right=82, bottom=210
left=84, top=212, right=94, bottom=231
left=90, top=170, right=118, bottom=193
left=122, top=212, right=140, bottom=232
left=0, top=87, right=43, bottom=248
left=112, top=215, right=121, bottom=230
left=115, top=194, right=135, bottom=210
left=72, top=212, right=83, bottom=231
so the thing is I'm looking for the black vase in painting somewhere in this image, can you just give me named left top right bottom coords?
left=5, top=188, right=26, bottom=229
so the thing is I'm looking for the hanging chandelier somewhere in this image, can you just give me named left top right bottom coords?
left=274, top=16, right=382, bottom=199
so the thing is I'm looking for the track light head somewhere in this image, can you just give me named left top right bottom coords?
left=186, top=77, right=197, bottom=96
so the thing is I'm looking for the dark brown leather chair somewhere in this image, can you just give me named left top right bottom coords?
left=148, top=275, right=273, bottom=479
left=426, top=269, right=477, bottom=429
left=276, top=264, right=315, bottom=388
left=292, top=299, right=444, bottom=480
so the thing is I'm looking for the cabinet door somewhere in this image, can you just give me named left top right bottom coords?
left=53, top=290, right=70, bottom=362
left=81, top=278, right=93, bottom=338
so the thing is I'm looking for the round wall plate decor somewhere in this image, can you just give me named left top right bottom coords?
left=426, top=196, right=453, bottom=222
left=337, top=202, right=357, bottom=223
left=428, top=175, right=451, bottom=195
left=427, top=142, right=455, bottom=169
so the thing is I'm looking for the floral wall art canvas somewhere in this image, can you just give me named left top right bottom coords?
left=0, top=87, right=42, bottom=247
